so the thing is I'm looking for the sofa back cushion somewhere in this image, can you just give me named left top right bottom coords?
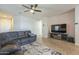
left=0, top=33, right=4, bottom=46
left=4, top=32, right=18, bottom=41
left=17, top=31, right=25, bottom=38
left=0, top=33, right=4, bottom=42
left=0, top=33, right=8, bottom=47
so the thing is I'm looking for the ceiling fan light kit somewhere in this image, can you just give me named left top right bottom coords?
left=30, top=10, right=34, bottom=13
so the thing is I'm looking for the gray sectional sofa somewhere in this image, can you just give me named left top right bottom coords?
left=0, top=31, right=37, bottom=55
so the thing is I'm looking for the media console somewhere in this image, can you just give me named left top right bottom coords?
left=50, top=32, right=75, bottom=43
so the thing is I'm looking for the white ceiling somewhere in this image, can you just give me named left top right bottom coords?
left=0, top=4, right=75, bottom=20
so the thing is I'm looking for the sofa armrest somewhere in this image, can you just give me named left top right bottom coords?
left=28, top=33, right=36, bottom=37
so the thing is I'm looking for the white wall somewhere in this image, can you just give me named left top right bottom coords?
left=13, top=15, right=22, bottom=31
left=13, top=15, right=41, bottom=35
left=75, top=5, right=79, bottom=45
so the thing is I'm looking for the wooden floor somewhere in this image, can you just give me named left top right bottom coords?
left=42, top=38, right=79, bottom=55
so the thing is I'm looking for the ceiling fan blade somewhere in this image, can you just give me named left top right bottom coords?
left=34, top=10, right=42, bottom=12
left=24, top=10, right=29, bottom=12
left=22, top=5, right=31, bottom=9
left=31, top=5, right=33, bottom=9
left=35, top=4, right=38, bottom=8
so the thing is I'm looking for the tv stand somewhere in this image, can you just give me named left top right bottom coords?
left=50, top=32, right=75, bottom=43
left=50, top=32, right=66, bottom=39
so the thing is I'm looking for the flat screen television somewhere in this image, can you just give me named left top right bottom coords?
left=51, top=24, right=66, bottom=33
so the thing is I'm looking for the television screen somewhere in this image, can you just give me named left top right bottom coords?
left=51, top=24, right=66, bottom=33
left=55, top=26, right=60, bottom=31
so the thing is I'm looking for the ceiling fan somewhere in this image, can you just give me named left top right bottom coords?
left=22, top=4, right=42, bottom=14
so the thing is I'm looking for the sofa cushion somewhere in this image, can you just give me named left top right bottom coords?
left=24, top=30, right=31, bottom=33
left=24, top=31, right=32, bottom=37
left=0, top=33, right=8, bottom=46
left=17, top=31, right=25, bottom=38
left=4, top=32, right=18, bottom=41
left=24, top=31, right=29, bottom=37
left=28, top=33, right=35, bottom=37
left=0, top=33, right=4, bottom=44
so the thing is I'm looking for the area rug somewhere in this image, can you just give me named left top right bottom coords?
left=21, top=41, right=62, bottom=55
